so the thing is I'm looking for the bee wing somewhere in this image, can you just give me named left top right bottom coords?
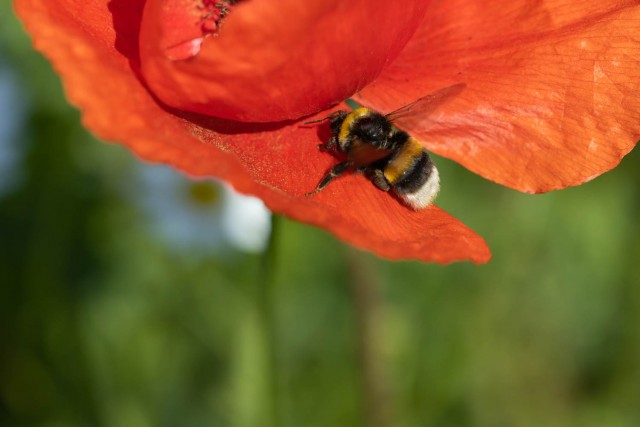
left=348, top=142, right=392, bottom=168
left=384, top=83, right=466, bottom=123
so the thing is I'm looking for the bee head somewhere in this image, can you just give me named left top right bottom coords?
left=354, top=113, right=392, bottom=146
left=328, top=110, right=349, bottom=134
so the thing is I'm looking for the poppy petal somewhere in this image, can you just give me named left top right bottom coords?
left=14, top=0, right=491, bottom=263
left=356, top=0, right=640, bottom=193
left=138, top=0, right=427, bottom=122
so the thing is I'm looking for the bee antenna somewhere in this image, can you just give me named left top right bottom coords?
left=303, top=115, right=332, bottom=125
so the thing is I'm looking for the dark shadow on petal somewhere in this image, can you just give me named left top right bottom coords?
left=168, top=103, right=300, bottom=135
left=108, top=0, right=145, bottom=67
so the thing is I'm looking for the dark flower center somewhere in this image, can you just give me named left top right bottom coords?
left=188, top=181, right=221, bottom=206
left=200, top=0, right=244, bottom=35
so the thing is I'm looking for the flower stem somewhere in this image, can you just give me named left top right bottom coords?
left=257, top=213, right=281, bottom=427
left=347, top=250, right=393, bottom=427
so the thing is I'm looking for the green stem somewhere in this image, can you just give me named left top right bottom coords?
left=258, top=214, right=281, bottom=427
left=347, top=250, right=392, bottom=427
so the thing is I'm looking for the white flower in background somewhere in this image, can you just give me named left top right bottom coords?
left=0, top=61, right=28, bottom=199
left=222, top=187, right=272, bottom=252
left=134, top=164, right=271, bottom=254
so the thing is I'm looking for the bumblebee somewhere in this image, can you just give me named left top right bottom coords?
left=306, top=83, right=465, bottom=210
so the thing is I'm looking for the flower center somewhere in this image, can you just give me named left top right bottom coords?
left=200, top=0, right=243, bottom=35
left=187, top=181, right=221, bottom=206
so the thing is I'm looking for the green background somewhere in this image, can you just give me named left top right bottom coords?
left=2, top=4, right=639, bottom=426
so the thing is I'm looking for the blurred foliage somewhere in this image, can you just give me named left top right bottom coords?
left=2, top=4, right=640, bottom=427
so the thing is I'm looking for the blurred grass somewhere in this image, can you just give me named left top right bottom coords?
left=2, top=3, right=640, bottom=427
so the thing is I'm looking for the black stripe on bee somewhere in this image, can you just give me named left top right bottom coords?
left=392, top=151, right=435, bottom=194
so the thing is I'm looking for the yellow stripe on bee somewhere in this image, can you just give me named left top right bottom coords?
left=384, top=138, right=424, bottom=184
left=338, top=107, right=371, bottom=146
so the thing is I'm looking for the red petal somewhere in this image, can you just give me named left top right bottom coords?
left=139, top=0, right=427, bottom=122
left=14, top=0, right=491, bottom=263
left=356, top=0, right=640, bottom=193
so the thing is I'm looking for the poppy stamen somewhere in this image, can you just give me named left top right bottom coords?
left=199, top=0, right=245, bottom=35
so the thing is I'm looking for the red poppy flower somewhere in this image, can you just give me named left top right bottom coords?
left=14, top=0, right=640, bottom=264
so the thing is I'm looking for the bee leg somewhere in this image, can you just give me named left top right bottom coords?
left=318, top=136, right=338, bottom=153
left=306, top=161, right=352, bottom=196
left=365, top=168, right=391, bottom=192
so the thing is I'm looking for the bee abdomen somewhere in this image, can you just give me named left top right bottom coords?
left=384, top=138, right=440, bottom=210
left=383, top=138, right=424, bottom=184
left=392, top=151, right=433, bottom=191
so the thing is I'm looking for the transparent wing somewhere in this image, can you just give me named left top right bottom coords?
left=384, top=83, right=466, bottom=123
